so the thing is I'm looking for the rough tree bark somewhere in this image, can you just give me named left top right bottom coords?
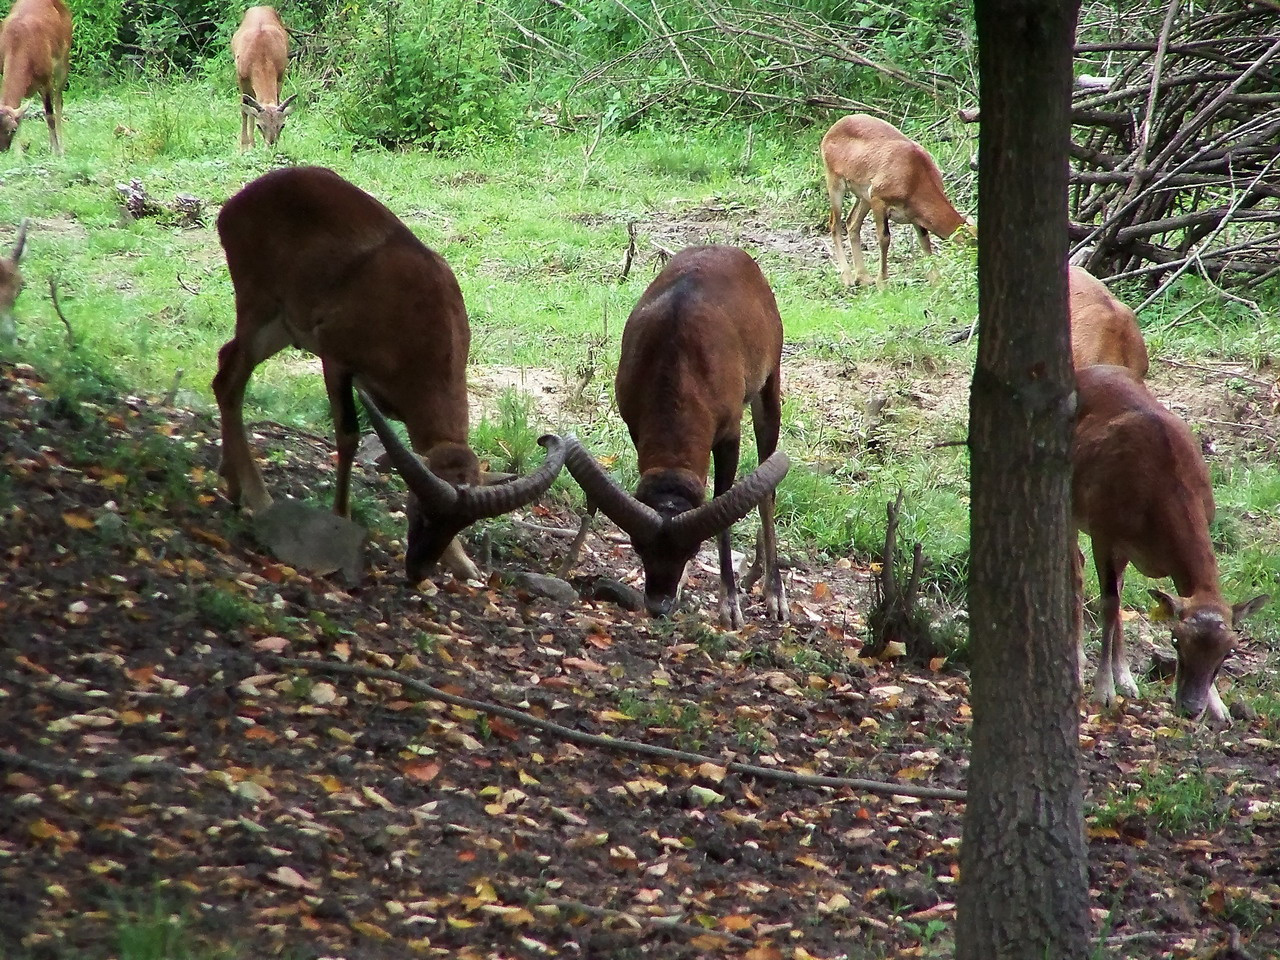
left=956, top=1, right=1091, bottom=958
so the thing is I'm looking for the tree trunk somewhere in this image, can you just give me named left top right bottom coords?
left=956, top=1, right=1091, bottom=958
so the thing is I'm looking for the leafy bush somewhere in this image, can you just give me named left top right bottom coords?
left=336, top=0, right=522, bottom=150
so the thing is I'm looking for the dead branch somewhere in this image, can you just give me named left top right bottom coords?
left=47, top=276, right=76, bottom=350
left=1067, top=4, right=1280, bottom=286
left=276, top=656, right=967, bottom=802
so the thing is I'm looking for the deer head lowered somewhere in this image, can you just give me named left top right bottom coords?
left=820, top=113, right=974, bottom=288
left=0, top=0, right=72, bottom=154
left=561, top=245, right=790, bottom=628
left=231, top=6, right=297, bottom=150
left=212, top=165, right=565, bottom=582
left=1072, top=364, right=1268, bottom=722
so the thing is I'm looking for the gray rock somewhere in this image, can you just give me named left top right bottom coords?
left=512, top=572, right=578, bottom=604
left=254, top=499, right=366, bottom=582
left=589, top=577, right=645, bottom=612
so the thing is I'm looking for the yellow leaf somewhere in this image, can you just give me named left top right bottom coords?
left=63, top=512, right=95, bottom=530
left=350, top=920, right=392, bottom=940
left=446, top=916, right=478, bottom=930
left=595, top=709, right=633, bottom=723
left=317, top=775, right=342, bottom=793
left=517, top=769, right=540, bottom=786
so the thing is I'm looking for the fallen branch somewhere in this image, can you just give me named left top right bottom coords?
left=0, top=748, right=184, bottom=783
left=515, top=888, right=754, bottom=948
left=275, top=656, right=967, bottom=802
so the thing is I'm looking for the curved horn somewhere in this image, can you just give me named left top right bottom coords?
left=561, top=436, right=663, bottom=540
left=456, top=434, right=567, bottom=519
left=666, top=450, right=790, bottom=547
left=279, top=94, right=298, bottom=112
left=9, top=219, right=28, bottom=263
left=356, top=388, right=459, bottom=514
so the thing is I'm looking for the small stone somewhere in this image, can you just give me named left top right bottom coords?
left=512, top=572, right=578, bottom=604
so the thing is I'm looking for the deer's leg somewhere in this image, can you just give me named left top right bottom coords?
left=847, top=198, right=874, bottom=286
left=211, top=311, right=290, bottom=512
left=323, top=363, right=359, bottom=518
left=42, top=87, right=60, bottom=156
left=748, top=375, right=787, bottom=622
left=1093, top=547, right=1136, bottom=704
left=240, top=110, right=253, bottom=151
left=440, top=538, right=482, bottom=582
left=871, top=200, right=891, bottom=289
left=1073, top=545, right=1087, bottom=686
left=824, top=172, right=855, bottom=286
left=915, top=224, right=941, bottom=283
left=713, top=434, right=744, bottom=630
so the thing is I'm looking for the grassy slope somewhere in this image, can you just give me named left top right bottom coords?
left=2, top=76, right=1278, bottom=645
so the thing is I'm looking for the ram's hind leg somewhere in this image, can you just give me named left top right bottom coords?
left=323, top=363, right=359, bottom=517
left=713, top=435, right=744, bottom=629
left=748, top=375, right=786, bottom=621
left=212, top=311, right=291, bottom=512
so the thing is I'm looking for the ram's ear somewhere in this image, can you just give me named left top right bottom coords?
left=1232, top=594, right=1269, bottom=626
left=1148, top=588, right=1184, bottom=622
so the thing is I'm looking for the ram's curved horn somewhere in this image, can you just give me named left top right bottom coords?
left=666, top=451, right=790, bottom=548
left=357, top=388, right=459, bottom=514
left=561, top=436, right=663, bottom=540
left=457, top=434, right=566, bottom=519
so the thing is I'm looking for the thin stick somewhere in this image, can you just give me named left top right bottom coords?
left=275, top=657, right=967, bottom=802
left=519, top=889, right=753, bottom=948
left=47, top=276, right=76, bottom=350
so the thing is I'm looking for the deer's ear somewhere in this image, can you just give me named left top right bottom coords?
left=13, top=106, right=26, bottom=120
left=1148, top=588, right=1184, bottom=622
left=1232, top=594, right=1269, bottom=625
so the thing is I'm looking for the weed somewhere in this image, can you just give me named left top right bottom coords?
left=194, top=584, right=263, bottom=632
left=1089, top=764, right=1229, bottom=835
left=113, top=895, right=231, bottom=960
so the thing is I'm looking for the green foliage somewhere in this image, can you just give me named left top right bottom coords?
left=336, top=0, right=522, bottom=150
left=65, top=0, right=126, bottom=77
left=1090, top=763, right=1230, bottom=835
left=194, top=584, right=264, bottom=632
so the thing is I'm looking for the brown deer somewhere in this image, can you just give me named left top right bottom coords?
left=213, top=166, right=565, bottom=583
left=560, top=245, right=790, bottom=628
left=1069, top=264, right=1148, bottom=377
left=0, top=0, right=71, bottom=154
left=1073, top=364, right=1267, bottom=722
left=820, top=114, right=974, bottom=288
left=0, top=219, right=28, bottom=336
left=231, top=6, right=296, bottom=150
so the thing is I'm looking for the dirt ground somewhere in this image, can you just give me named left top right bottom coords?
left=2, top=332, right=1279, bottom=960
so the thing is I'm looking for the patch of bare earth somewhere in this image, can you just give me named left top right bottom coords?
left=1, top=357, right=1277, bottom=960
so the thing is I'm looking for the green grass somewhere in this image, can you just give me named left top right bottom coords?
left=1089, top=763, right=1230, bottom=835
left=4, top=76, right=1280, bottom=648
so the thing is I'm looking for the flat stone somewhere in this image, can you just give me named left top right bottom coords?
left=588, top=577, right=645, bottom=612
left=512, top=572, right=578, bottom=604
left=254, top=499, right=366, bottom=582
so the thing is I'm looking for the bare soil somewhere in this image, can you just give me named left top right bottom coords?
left=2, top=354, right=1279, bottom=960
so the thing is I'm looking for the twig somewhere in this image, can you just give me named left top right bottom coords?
left=47, top=276, right=76, bottom=350
left=619, top=221, right=637, bottom=283
left=176, top=273, right=200, bottom=295
left=162, top=368, right=186, bottom=406
left=517, top=888, right=753, bottom=948
left=275, top=657, right=967, bottom=802
left=0, top=748, right=184, bottom=783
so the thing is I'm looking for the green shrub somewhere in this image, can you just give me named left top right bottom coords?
left=336, top=0, right=522, bottom=150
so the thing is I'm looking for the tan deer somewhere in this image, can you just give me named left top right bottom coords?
left=231, top=6, right=296, bottom=151
left=1069, top=264, right=1148, bottom=377
left=1, top=219, right=28, bottom=337
left=213, top=166, right=565, bottom=583
left=559, top=245, right=790, bottom=628
left=820, top=114, right=974, bottom=288
left=1073, top=364, right=1267, bottom=722
left=0, top=0, right=71, bottom=154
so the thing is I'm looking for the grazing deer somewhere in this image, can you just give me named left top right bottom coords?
left=231, top=6, right=296, bottom=150
left=1069, top=264, right=1148, bottom=377
left=1073, top=364, right=1267, bottom=721
left=0, top=219, right=27, bottom=336
left=820, top=114, right=974, bottom=288
left=0, top=0, right=71, bottom=155
left=561, top=245, right=790, bottom=628
left=213, top=166, right=565, bottom=583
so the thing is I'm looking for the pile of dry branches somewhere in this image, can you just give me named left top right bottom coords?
left=1069, top=2, right=1280, bottom=292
